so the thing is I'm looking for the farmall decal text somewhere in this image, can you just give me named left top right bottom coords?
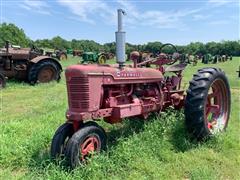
left=116, top=71, right=141, bottom=77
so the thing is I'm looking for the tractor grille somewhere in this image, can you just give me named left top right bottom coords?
left=68, top=77, right=89, bottom=110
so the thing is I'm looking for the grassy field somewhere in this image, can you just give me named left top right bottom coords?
left=0, top=57, right=239, bottom=179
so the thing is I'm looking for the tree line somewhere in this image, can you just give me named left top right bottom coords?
left=1, top=23, right=239, bottom=56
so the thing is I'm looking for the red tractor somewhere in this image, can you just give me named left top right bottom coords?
left=51, top=9, right=231, bottom=168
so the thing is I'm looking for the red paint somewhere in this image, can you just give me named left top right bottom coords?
left=204, top=79, right=229, bottom=132
left=80, top=136, right=99, bottom=161
left=65, top=55, right=186, bottom=131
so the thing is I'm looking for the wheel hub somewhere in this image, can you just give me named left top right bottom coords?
left=205, top=79, right=229, bottom=133
left=38, top=67, right=55, bottom=83
left=80, top=136, right=100, bottom=161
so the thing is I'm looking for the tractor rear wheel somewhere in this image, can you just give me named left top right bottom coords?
left=98, top=55, right=106, bottom=64
left=51, top=123, right=73, bottom=160
left=59, top=53, right=67, bottom=61
left=65, top=121, right=107, bottom=168
left=185, top=68, right=231, bottom=140
left=28, top=60, right=61, bottom=84
left=0, top=74, right=6, bottom=89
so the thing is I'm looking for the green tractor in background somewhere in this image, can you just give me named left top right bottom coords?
left=81, top=52, right=114, bottom=64
left=202, top=53, right=213, bottom=64
left=66, top=48, right=73, bottom=55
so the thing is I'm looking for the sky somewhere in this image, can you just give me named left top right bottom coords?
left=0, top=0, right=239, bottom=45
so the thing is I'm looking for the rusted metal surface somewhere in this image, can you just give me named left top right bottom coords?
left=73, top=50, right=83, bottom=57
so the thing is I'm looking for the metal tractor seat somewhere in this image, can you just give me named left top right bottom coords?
left=164, top=63, right=187, bottom=72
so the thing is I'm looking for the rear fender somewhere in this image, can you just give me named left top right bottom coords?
left=29, top=56, right=62, bottom=71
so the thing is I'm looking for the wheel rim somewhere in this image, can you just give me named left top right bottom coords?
left=98, top=57, right=105, bottom=64
left=38, top=67, right=56, bottom=83
left=204, top=79, right=229, bottom=134
left=80, top=135, right=100, bottom=161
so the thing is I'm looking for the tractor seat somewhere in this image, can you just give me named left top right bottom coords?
left=164, top=63, right=187, bottom=72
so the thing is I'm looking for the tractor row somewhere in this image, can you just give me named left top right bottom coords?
left=0, top=41, right=115, bottom=88
left=0, top=41, right=62, bottom=88
left=180, top=53, right=233, bottom=66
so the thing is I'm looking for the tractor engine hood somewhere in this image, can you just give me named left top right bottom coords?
left=65, top=64, right=164, bottom=83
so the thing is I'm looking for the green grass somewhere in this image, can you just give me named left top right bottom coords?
left=0, top=57, right=239, bottom=179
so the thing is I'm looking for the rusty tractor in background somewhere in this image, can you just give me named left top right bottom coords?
left=129, top=51, right=154, bottom=63
left=0, top=41, right=62, bottom=88
left=45, top=49, right=68, bottom=61
left=72, top=50, right=84, bottom=57
left=130, top=44, right=179, bottom=65
left=51, top=9, right=231, bottom=168
left=102, top=52, right=115, bottom=60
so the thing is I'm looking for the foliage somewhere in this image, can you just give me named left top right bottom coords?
left=71, top=39, right=102, bottom=52
left=0, top=22, right=240, bottom=56
left=0, top=23, right=30, bottom=47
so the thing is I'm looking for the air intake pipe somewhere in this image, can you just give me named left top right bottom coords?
left=115, top=9, right=126, bottom=68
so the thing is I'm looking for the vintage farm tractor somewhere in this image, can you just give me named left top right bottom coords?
left=72, top=50, right=83, bottom=57
left=81, top=52, right=111, bottom=64
left=0, top=41, right=62, bottom=88
left=51, top=9, right=231, bottom=168
left=45, top=49, right=68, bottom=61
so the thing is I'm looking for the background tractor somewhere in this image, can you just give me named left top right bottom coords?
left=72, top=50, right=84, bottom=57
left=45, top=49, right=68, bottom=61
left=0, top=41, right=62, bottom=88
left=81, top=52, right=113, bottom=64
left=51, top=9, right=231, bottom=168
left=202, top=53, right=213, bottom=64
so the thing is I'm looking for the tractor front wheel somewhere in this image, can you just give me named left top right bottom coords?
left=185, top=67, right=231, bottom=140
left=65, top=121, right=107, bottom=168
left=51, top=123, right=73, bottom=159
left=0, top=73, right=6, bottom=89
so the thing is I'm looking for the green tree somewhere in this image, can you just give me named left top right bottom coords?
left=35, top=39, right=52, bottom=49
left=51, top=36, right=70, bottom=50
left=0, top=23, right=30, bottom=47
left=144, top=41, right=162, bottom=53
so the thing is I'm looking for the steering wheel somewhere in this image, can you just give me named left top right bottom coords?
left=30, top=43, right=43, bottom=54
left=159, top=43, right=179, bottom=65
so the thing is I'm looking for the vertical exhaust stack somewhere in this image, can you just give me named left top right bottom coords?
left=5, top=41, right=9, bottom=53
left=116, top=9, right=126, bottom=68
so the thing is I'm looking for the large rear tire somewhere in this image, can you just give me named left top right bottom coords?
left=184, top=68, right=231, bottom=140
left=28, top=60, right=61, bottom=84
left=58, top=53, right=67, bottom=61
